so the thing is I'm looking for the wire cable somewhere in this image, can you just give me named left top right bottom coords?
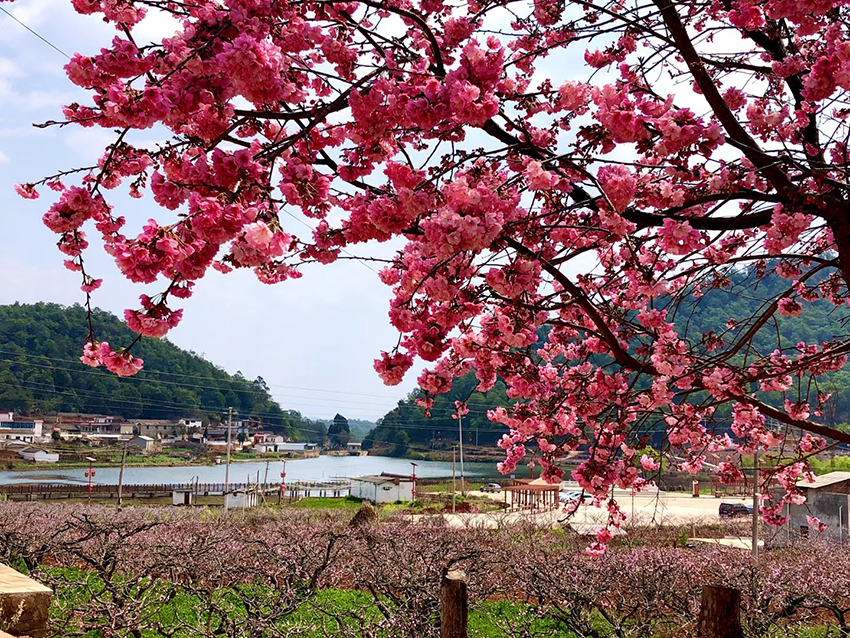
left=0, top=6, right=70, bottom=58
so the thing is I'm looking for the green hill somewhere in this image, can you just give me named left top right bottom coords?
left=368, top=260, right=850, bottom=455
left=0, top=302, right=324, bottom=440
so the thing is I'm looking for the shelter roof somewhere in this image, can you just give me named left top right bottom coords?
left=798, top=471, right=850, bottom=490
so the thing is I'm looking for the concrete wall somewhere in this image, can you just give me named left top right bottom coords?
left=0, top=564, right=51, bottom=638
left=351, top=481, right=413, bottom=503
left=19, top=451, right=59, bottom=463
left=225, top=492, right=258, bottom=508
left=172, top=491, right=194, bottom=506
left=789, top=491, right=849, bottom=543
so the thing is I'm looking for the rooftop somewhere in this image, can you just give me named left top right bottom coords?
left=352, top=475, right=409, bottom=485
left=132, top=419, right=181, bottom=426
left=798, top=471, right=850, bottom=490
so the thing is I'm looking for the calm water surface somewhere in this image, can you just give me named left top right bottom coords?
left=0, top=455, right=502, bottom=485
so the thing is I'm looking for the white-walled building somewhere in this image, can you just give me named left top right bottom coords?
left=350, top=475, right=414, bottom=504
left=255, top=441, right=317, bottom=454
left=18, top=447, right=59, bottom=463
left=225, top=489, right=259, bottom=509
left=252, top=433, right=317, bottom=454
left=129, top=435, right=158, bottom=452
left=0, top=414, right=44, bottom=443
left=172, top=489, right=195, bottom=506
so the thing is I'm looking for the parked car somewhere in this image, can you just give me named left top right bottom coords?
left=719, top=502, right=752, bottom=518
left=480, top=483, right=502, bottom=493
left=560, top=491, right=593, bottom=504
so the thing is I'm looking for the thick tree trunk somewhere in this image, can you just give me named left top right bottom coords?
left=698, top=585, right=743, bottom=638
left=440, top=570, right=468, bottom=638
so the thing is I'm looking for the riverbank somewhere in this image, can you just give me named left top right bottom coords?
left=369, top=444, right=513, bottom=463
left=3, top=450, right=323, bottom=471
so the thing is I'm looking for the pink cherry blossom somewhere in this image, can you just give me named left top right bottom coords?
left=14, top=183, right=39, bottom=199
left=778, top=298, right=803, bottom=317
left=15, top=0, right=850, bottom=547
left=639, top=454, right=660, bottom=471
left=99, top=342, right=144, bottom=377
left=79, top=341, right=101, bottom=367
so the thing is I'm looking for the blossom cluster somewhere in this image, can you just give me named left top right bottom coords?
left=14, top=0, right=850, bottom=543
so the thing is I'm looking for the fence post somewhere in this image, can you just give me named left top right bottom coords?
left=440, top=569, right=467, bottom=638
left=698, top=585, right=743, bottom=638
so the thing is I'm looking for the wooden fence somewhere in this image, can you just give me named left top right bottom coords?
left=0, top=482, right=278, bottom=500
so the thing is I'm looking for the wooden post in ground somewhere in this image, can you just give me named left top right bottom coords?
left=117, top=443, right=127, bottom=507
left=440, top=570, right=467, bottom=638
left=698, top=585, right=742, bottom=638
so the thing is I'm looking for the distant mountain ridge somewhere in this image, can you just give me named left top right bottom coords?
left=0, top=302, right=325, bottom=440
left=367, top=261, right=850, bottom=455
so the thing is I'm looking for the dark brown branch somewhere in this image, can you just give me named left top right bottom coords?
left=653, top=0, right=795, bottom=197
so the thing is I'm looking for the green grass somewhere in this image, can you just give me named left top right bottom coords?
left=44, top=566, right=569, bottom=638
left=29, top=566, right=842, bottom=638
left=289, top=496, right=365, bottom=510
left=810, top=455, right=850, bottom=475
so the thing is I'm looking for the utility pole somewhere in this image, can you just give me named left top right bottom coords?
left=279, top=460, right=286, bottom=506
left=457, top=412, right=465, bottom=496
left=117, top=443, right=127, bottom=507
left=752, top=449, right=759, bottom=561
left=224, top=407, right=232, bottom=512
left=452, top=446, right=457, bottom=514
left=85, top=457, right=96, bottom=504
left=263, top=460, right=270, bottom=490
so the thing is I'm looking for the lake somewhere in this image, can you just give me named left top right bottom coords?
left=0, top=455, right=505, bottom=486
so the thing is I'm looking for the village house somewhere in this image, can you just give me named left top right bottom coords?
left=205, top=440, right=243, bottom=454
left=350, top=474, right=414, bottom=504
left=128, top=435, right=159, bottom=453
left=132, top=419, right=188, bottom=440
left=251, top=433, right=317, bottom=454
left=81, top=433, right=129, bottom=446
left=45, top=413, right=133, bottom=436
left=0, top=412, right=44, bottom=443
left=785, top=471, right=850, bottom=543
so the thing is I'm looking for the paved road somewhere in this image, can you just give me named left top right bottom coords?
left=428, top=488, right=752, bottom=530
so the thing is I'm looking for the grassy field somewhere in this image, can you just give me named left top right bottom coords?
left=43, top=566, right=582, bottom=637
left=40, top=567, right=833, bottom=638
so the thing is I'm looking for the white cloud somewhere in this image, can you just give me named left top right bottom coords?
left=7, top=0, right=65, bottom=28
left=0, top=150, right=9, bottom=165
left=133, top=8, right=182, bottom=43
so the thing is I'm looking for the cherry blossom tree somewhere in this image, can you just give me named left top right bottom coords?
left=13, top=0, right=850, bottom=535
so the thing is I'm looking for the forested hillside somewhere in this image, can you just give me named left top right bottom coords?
left=0, top=303, right=325, bottom=440
left=368, top=261, right=850, bottom=453
left=364, top=372, right=512, bottom=452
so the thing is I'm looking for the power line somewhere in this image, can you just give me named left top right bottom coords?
left=0, top=351, right=504, bottom=416
left=0, top=347, right=404, bottom=400
left=0, top=6, right=70, bottom=59
left=10, top=372, right=506, bottom=425
left=0, top=352, right=402, bottom=405
left=279, top=208, right=382, bottom=276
